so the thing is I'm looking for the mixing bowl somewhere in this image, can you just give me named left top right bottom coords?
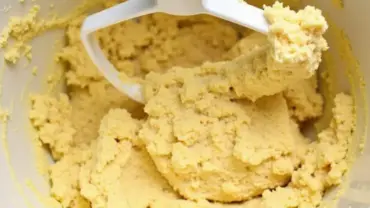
left=0, top=0, right=369, bottom=207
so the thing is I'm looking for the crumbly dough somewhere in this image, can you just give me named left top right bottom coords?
left=26, top=1, right=356, bottom=208
left=141, top=89, right=303, bottom=202
left=224, top=32, right=324, bottom=121
left=0, top=0, right=124, bottom=64
left=139, top=3, right=328, bottom=202
left=29, top=94, right=75, bottom=160
left=31, top=4, right=246, bottom=208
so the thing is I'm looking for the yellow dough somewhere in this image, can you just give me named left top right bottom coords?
left=27, top=1, right=356, bottom=208
left=139, top=3, right=328, bottom=202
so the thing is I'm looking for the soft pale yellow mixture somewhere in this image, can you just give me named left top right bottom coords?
left=26, top=1, right=355, bottom=208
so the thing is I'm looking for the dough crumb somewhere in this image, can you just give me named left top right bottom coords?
left=32, top=66, right=38, bottom=75
left=225, top=33, right=324, bottom=122
left=1, top=5, right=12, bottom=13
left=262, top=93, right=355, bottom=208
left=0, top=1, right=105, bottom=64
left=227, top=2, right=328, bottom=101
left=29, top=94, right=75, bottom=160
left=284, top=75, right=324, bottom=121
left=0, top=5, right=40, bottom=63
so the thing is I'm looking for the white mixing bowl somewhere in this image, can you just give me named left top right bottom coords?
left=0, top=0, right=369, bottom=207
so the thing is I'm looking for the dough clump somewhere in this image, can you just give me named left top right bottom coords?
left=139, top=2, right=329, bottom=202
left=27, top=1, right=355, bottom=208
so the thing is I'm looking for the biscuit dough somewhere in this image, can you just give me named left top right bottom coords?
left=27, top=1, right=355, bottom=208
left=139, top=3, right=328, bottom=202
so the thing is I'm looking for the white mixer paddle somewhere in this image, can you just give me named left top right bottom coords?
left=80, top=0, right=269, bottom=103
